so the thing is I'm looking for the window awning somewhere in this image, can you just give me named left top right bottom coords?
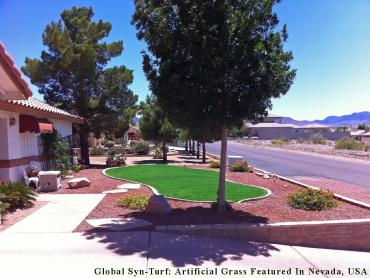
left=19, top=115, right=53, bottom=133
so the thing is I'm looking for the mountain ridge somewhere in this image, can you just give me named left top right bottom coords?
left=281, top=111, right=370, bottom=126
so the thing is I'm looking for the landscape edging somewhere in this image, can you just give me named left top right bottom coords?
left=156, top=218, right=370, bottom=252
left=206, top=152, right=370, bottom=209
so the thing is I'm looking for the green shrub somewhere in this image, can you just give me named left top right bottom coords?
left=107, top=145, right=125, bottom=156
left=0, top=194, right=10, bottom=215
left=106, top=155, right=126, bottom=167
left=287, top=188, right=338, bottom=211
left=271, top=137, right=290, bottom=145
left=72, top=165, right=80, bottom=173
left=41, top=131, right=71, bottom=170
left=335, top=137, right=364, bottom=151
left=0, top=182, right=36, bottom=210
left=229, top=161, right=252, bottom=172
left=133, top=140, right=150, bottom=155
left=105, top=140, right=115, bottom=148
left=117, top=194, right=149, bottom=210
left=209, top=160, right=220, bottom=168
left=310, top=133, right=326, bottom=145
left=89, top=146, right=106, bottom=156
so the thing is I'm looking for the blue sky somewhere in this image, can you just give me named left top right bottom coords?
left=1, top=0, right=369, bottom=120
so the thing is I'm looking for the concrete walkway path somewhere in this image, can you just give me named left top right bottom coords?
left=2, top=194, right=104, bottom=233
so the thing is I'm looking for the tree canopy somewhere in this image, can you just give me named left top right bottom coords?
left=133, top=0, right=295, bottom=210
left=139, top=95, right=177, bottom=161
left=22, top=7, right=137, bottom=163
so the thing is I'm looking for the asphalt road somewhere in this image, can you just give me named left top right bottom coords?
left=207, top=140, right=370, bottom=188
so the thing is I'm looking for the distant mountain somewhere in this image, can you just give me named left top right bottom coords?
left=281, top=111, right=370, bottom=127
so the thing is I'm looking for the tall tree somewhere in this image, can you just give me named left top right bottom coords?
left=22, top=7, right=137, bottom=164
left=133, top=0, right=295, bottom=210
left=139, top=95, right=177, bottom=162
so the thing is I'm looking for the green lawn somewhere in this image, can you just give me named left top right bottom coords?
left=105, top=165, right=268, bottom=202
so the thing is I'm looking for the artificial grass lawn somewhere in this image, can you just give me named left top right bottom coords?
left=106, top=165, right=268, bottom=202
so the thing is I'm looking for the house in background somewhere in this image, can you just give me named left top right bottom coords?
left=0, top=42, right=84, bottom=182
left=248, top=114, right=350, bottom=140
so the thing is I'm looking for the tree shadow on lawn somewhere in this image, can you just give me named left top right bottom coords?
left=82, top=207, right=277, bottom=267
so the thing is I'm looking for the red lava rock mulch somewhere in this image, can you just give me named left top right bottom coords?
left=73, top=166, right=370, bottom=233
left=292, top=176, right=370, bottom=204
left=0, top=201, right=47, bottom=232
left=44, top=168, right=123, bottom=194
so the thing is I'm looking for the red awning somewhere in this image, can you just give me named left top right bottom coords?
left=19, top=115, right=53, bottom=133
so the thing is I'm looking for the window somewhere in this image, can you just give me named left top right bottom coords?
left=21, top=132, right=38, bottom=157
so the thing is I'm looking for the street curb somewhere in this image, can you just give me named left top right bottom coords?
left=206, top=152, right=370, bottom=210
left=102, top=166, right=271, bottom=203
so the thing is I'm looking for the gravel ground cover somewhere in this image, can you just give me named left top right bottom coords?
left=105, top=165, right=268, bottom=202
left=0, top=201, right=47, bottom=232
left=73, top=167, right=370, bottom=233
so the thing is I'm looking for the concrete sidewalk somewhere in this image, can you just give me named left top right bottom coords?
left=2, top=194, right=104, bottom=233
left=0, top=231, right=369, bottom=278
left=1, top=193, right=369, bottom=278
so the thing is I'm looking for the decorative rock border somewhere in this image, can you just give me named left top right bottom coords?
left=102, top=166, right=271, bottom=203
left=156, top=218, right=370, bottom=252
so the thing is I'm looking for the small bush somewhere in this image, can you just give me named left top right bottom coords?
left=209, top=160, right=220, bottom=168
left=117, top=194, right=149, bottom=210
left=0, top=194, right=10, bottom=215
left=106, top=154, right=126, bottom=167
left=107, top=145, right=125, bottom=156
left=0, top=182, right=36, bottom=210
left=104, top=140, right=115, bottom=148
left=229, top=161, right=252, bottom=172
left=72, top=165, right=80, bottom=173
left=287, top=188, right=338, bottom=211
left=335, top=137, right=363, bottom=151
left=296, top=138, right=307, bottom=144
left=133, top=140, right=150, bottom=155
left=310, top=133, right=326, bottom=145
left=271, top=137, right=290, bottom=145
left=89, top=146, right=106, bottom=156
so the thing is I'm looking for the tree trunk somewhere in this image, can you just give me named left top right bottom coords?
left=192, top=140, right=195, bottom=155
left=202, top=141, right=206, bottom=163
left=80, top=123, right=90, bottom=166
left=185, top=140, right=188, bottom=152
left=217, top=127, right=228, bottom=211
left=196, top=142, right=200, bottom=159
left=162, top=139, right=167, bottom=162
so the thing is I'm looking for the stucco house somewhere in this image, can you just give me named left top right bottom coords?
left=0, top=42, right=84, bottom=182
left=248, top=116, right=350, bottom=140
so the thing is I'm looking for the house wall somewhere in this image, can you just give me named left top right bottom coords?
left=49, top=119, right=72, bottom=138
left=0, top=110, right=73, bottom=182
left=251, top=127, right=293, bottom=140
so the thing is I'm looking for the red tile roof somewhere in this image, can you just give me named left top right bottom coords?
left=0, top=42, right=33, bottom=98
left=1, top=97, right=84, bottom=124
